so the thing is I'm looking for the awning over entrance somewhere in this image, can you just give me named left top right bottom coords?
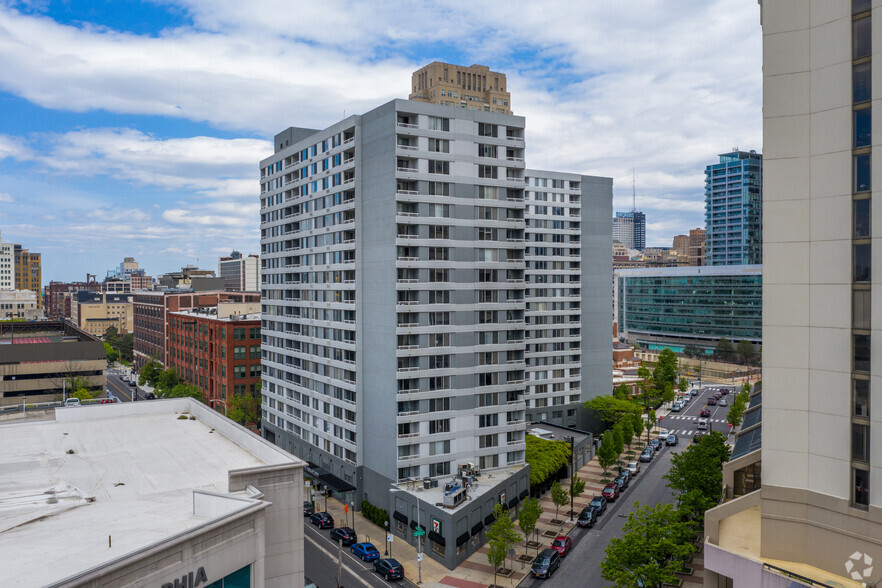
left=305, top=462, right=357, bottom=494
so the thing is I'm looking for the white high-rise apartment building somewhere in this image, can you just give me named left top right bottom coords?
left=258, top=98, right=611, bottom=567
left=704, top=2, right=881, bottom=585
left=0, top=232, right=15, bottom=290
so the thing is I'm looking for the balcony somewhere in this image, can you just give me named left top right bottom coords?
left=397, top=167, right=418, bottom=173
left=397, top=122, right=418, bottom=129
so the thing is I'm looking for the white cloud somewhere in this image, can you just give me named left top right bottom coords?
left=0, top=192, right=13, bottom=203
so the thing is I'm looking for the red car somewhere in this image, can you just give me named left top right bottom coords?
left=700, top=408, right=711, bottom=418
left=551, top=535, right=572, bottom=557
left=602, top=482, right=620, bottom=501
left=707, top=398, right=717, bottom=406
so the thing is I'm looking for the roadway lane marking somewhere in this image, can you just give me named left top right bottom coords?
left=106, top=377, right=133, bottom=402
left=304, top=528, right=399, bottom=588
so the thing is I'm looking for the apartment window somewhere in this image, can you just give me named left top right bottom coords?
left=429, top=355, right=450, bottom=369
left=428, top=247, right=449, bottom=261
left=854, top=378, right=870, bottom=417
left=854, top=16, right=872, bottom=59
left=479, top=454, right=499, bottom=469
left=429, top=397, right=450, bottom=412
left=854, top=243, right=871, bottom=282
left=429, top=440, right=451, bottom=456
left=854, top=199, right=871, bottom=237
left=234, top=346, right=246, bottom=359
left=854, top=289, right=871, bottom=330
left=429, top=419, right=450, bottom=434
left=428, top=138, right=449, bottom=153
left=429, top=376, right=450, bottom=391
left=852, top=422, right=871, bottom=462
left=234, top=365, right=247, bottom=378
left=428, top=116, right=450, bottom=131
left=233, top=328, right=246, bottom=340
left=430, top=332, right=450, bottom=347
left=479, top=413, right=499, bottom=428
left=479, top=434, right=497, bottom=448
left=854, top=108, right=871, bottom=148
left=429, top=268, right=449, bottom=282
left=478, top=144, right=498, bottom=158
left=428, top=182, right=451, bottom=196
left=429, top=290, right=450, bottom=304
left=854, top=334, right=871, bottom=372
left=854, top=62, right=872, bottom=104
left=430, top=225, right=450, bottom=239
left=478, top=165, right=498, bottom=179
left=854, top=0, right=871, bottom=14
left=855, top=155, right=872, bottom=193
left=429, top=312, right=450, bottom=325
left=478, top=123, right=498, bottom=137
left=853, top=467, right=870, bottom=507
left=428, top=203, right=449, bottom=218
left=428, top=160, right=450, bottom=175
left=250, top=345, right=261, bottom=358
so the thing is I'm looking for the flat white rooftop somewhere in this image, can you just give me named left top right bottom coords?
left=0, top=399, right=296, bottom=586
left=394, top=464, right=527, bottom=510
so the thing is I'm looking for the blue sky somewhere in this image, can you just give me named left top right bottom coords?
left=0, top=0, right=762, bottom=282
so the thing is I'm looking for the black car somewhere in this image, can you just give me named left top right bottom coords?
left=144, top=392, right=157, bottom=400
left=648, top=438, right=663, bottom=451
left=639, top=448, right=653, bottom=463
left=330, top=526, right=357, bottom=546
left=530, top=548, right=561, bottom=579
left=588, top=495, right=607, bottom=515
left=374, top=558, right=404, bottom=581
left=309, top=512, right=334, bottom=529
left=693, top=431, right=707, bottom=443
left=577, top=506, right=597, bottom=528
left=613, top=474, right=629, bottom=491
left=666, top=434, right=679, bottom=446
left=303, top=501, right=315, bottom=516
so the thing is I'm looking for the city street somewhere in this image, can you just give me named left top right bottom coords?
left=105, top=369, right=140, bottom=402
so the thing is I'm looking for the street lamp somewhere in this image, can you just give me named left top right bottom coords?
left=209, top=398, right=228, bottom=416
left=384, top=520, right=390, bottom=556
left=565, top=435, right=575, bottom=523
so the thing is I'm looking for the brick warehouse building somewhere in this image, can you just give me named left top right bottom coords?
left=133, top=290, right=260, bottom=370
left=166, top=307, right=261, bottom=411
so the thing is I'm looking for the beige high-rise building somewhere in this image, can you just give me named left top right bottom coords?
left=688, top=227, right=706, bottom=266
left=672, top=234, right=689, bottom=257
left=14, top=245, right=42, bottom=308
left=71, top=291, right=133, bottom=337
left=409, top=62, right=512, bottom=114
left=704, top=2, right=881, bottom=586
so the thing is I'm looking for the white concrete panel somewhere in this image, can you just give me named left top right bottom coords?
left=763, top=30, right=810, bottom=76
left=765, top=198, right=810, bottom=243
left=762, top=0, right=810, bottom=35
left=808, top=62, right=850, bottom=114
left=809, top=192, right=851, bottom=241
left=765, top=72, right=810, bottom=118
left=764, top=283, right=809, bottom=327
left=808, top=367, right=851, bottom=418
left=808, top=284, right=851, bottom=329
left=810, top=107, right=851, bottom=156
left=765, top=114, right=811, bottom=160
left=763, top=447, right=809, bottom=489
left=807, top=453, right=850, bottom=498
left=762, top=157, right=810, bottom=201
left=809, top=239, right=851, bottom=284
left=763, top=241, right=809, bottom=284
left=810, top=0, right=848, bottom=27
left=809, top=17, right=851, bottom=71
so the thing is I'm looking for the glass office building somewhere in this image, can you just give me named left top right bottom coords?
left=705, top=150, right=763, bottom=266
left=615, top=265, right=762, bottom=352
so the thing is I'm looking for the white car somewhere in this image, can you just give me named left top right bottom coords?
left=64, top=398, right=81, bottom=407
left=697, top=418, right=708, bottom=430
left=657, top=429, right=670, bottom=441
left=625, top=461, right=640, bottom=476
left=719, top=399, right=728, bottom=406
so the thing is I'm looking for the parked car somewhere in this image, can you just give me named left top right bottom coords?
left=700, top=408, right=711, bottom=418
left=657, top=429, right=670, bottom=440
left=303, top=501, right=315, bottom=516
left=589, top=496, right=607, bottom=515
left=648, top=438, right=663, bottom=452
left=613, top=473, right=629, bottom=491
left=99, top=399, right=114, bottom=404
left=671, top=402, right=682, bottom=412
left=373, top=558, right=404, bottom=581
left=577, top=506, right=597, bottom=528
left=666, top=433, right=679, bottom=446
left=351, top=542, right=380, bottom=562
left=602, top=482, right=620, bottom=501
left=693, top=431, right=707, bottom=443
left=530, top=548, right=562, bottom=579
left=625, top=461, right=640, bottom=477
left=697, top=418, right=709, bottom=430
left=707, top=398, right=717, bottom=406
left=551, top=535, right=572, bottom=557
left=330, top=526, right=357, bottom=546
left=63, top=398, right=81, bottom=407
left=639, top=448, right=654, bottom=463
left=309, top=512, right=334, bottom=529
left=144, top=392, right=157, bottom=400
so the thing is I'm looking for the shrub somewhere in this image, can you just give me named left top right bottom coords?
left=361, top=499, right=389, bottom=528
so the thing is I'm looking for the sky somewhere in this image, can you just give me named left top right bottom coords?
left=0, top=0, right=763, bottom=282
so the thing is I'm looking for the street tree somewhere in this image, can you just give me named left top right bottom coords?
left=138, top=359, right=163, bottom=387
left=601, top=502, right=696, bottom=588
left=613, top=382, right=631, bottom=400
left=569, top=475, right=586, bottom=504
left=71, top=388, right=94, bottom=400
left=715, top=337, right=734, bottom=361
left=630, top=414, right=644, bottom=446
left=645, top=409, right=657, bottom=444
left=164, top=382, right=204, bottom=402
left=597, top=430, right=618, bottom=475
left=736, top=340, right=756, bottom=364
left=584, top=395, right=641, bottom=427
left=118, top=333, right=134, bottom=363
left=156, top=368, right=184, bottom=395
left=550, top=480, right=569, bottom=520
left=652, top=348, right=678, bottom=392
left=620, top=417, right=634, bottom=451
left=104, top=326, right=120, bottom=348
left=612, top=424, right=625, bottom=457
left=678, top=377, right=688, bottom=393
left=486, top=503, right=520, bottom=585
left=665, top=431, right=731, bottom=520
left=517, top=497, right=542, bottom=553
left=103, top=342, right=119, bottom=364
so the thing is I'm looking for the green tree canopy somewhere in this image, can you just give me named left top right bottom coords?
left=228, top=391, right=261, bottom=427
left=736, top=340, right=756, bottom=364
left=550, top=480, right=569, bottom=520
left=678, top=377, right=688, bottom=393
left=103, top=342, right=119, bottom=364
left=652, top=348, right=678, bottom=392
left=665, top=431, right=731, bottom=520
left=71, top=388, right=94, bottom=400
left=630, top=414, right=644, bottom=444
left=715, top=337, right=734, bottom=360
left=584, top=395, right=641, bottom=427
left=601, top=502, right=696, bottom=588
left=485, top=503, right=520, bottom=585
left=525, top=434, right=571, bottom=486
left=517, top=497, right=542, bottom=548
left=613, top=382, right=631, bottom=399
left=620, top=417, right=634, bottom=449
left=156, top=368, right=184, bottom=394
left=138, top=359, right=163, bottom=387
left=104, top=325, right=120, bottom=347
left=569, top=475, right=586, bottom=501
left=612, top=424, right=625, bottom=457
left=597, top=430, right=617, bottom=474
left=118, top=333, right=134, bottom=363
left=164, top=382, right=204, bottom=402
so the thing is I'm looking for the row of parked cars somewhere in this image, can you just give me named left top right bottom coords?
left=305, top=502, right=404, bottom=581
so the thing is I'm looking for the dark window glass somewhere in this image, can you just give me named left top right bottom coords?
left=854, top=243, right=872, bottom=282
left=852, top=423, right=871, bottom=461
left=854, top=468, right=870, bottom=507
left=854, top=17, right=872, bottom=59
left=854, top=199, right=871, bottom=237
left=854, top=108, right=872, bottom=148
left=854, top=289, right=872, bottom=329
left=854, top=378, right=870, bottom=418
left=854, top=0, right=871, bottom=15
left=854, top=154, right=871, bottom=193
left=854, top=62, right=872, bottom=103
left=854, top=334, right=871, bottom=372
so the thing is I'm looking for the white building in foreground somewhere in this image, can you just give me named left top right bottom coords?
left=0, top=398, right=305, bottom=588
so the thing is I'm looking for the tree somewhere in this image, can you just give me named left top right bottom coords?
left=525, top=434, right=572, bottom=487
left=138, top=359, right=163, bottom=387
left=550, top=480, right=569, bottom=521
left=103, top=342, right=119, bottom=364
left=104, top=325, right=120, bottom=348
left=71, top=388, right=94, bottom=400
left=715, top=337, right=734, bottom=361
left=584, top=395, right=641, bottom=427
left=156, top=368, right=184, bottom=395
left=736, top=340, right=755, bottom=364
left=726, top=383, right=752, bottom=428
left=660, top=382, right=676, bottom=406
left=601, top=502, right=696, bottom=588
left=665, top=431, right=731, bottom=520
left=652, top=348, right=678, bottom=392
left=620, top=417, right=634, bottom=450
left=678, top=377, right=688, bottom=394
left=228, top=391, right=261, bottom=427
left=612, top=424, right=625, bottom=457
left=164, top=382, right=204, bottom=402
left=118, top=333, right=134, bottom=363
left=645, top=409, right=656, bottom=444
left=486, top=503, right=521, bottom=586
left=569, top=475, right=586, bottom=504
left=517, top=497, right=543, bottom=552
left=597, top=430, right=618, bottom=475
left=613, top=382, right=632, bottom=400
left=630, top=414, right=644, bottom=446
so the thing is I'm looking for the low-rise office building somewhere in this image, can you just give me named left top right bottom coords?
left=615, top=265, right=762, bottom=353
left=71, top=291, right=133, bottom=337
left=0, top=321, right=105, bottom=405
left=0, top=289, right=41, bottom=321
left=0, top=398, right=305, bottom=587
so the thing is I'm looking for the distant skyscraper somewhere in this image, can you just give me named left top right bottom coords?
left=704, top=150, right=762, bottom=265
left=409, top=62, right=512, bottom=114
left=613, top=211, right=645, bottom=250
left=218, top=251, right=259, bottom=291
left=0, top=232, right=15, bottom=290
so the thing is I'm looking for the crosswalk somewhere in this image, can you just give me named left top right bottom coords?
left=661, top=415, right=729, bottom=438
left=663, top=415, right=727, bottom=423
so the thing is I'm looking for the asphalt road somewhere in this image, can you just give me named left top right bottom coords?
left=521, top=383, right=734, bottom=588
left=304, top=522, right=418, bottom=588
left=105, top=369, right=140, bottom=402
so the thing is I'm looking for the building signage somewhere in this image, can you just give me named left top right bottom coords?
left=161, top=567, right=209, bottom=588
left=431, top=517, right=441, bottom=534
left=499, top=492, right=506, bottom=505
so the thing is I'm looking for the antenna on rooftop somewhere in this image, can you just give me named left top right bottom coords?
left=631, top=168, right=637, bottom=213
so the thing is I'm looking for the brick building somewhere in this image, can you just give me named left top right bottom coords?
left=166, top=307, right=261, bottom=410
left=132, top=290, right=260, bottom=370
left=46, top=279, right=102, bottom=320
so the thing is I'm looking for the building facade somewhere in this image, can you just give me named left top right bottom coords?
left=672, top=234, right=690, bottom=257
left=71, top=291, right=133, bottom=337
left=0, top=232, right=13, bottom=290
left=0, top=321, right=105, bottom=405
left=612, top=210, right=645, bottom=251
left=704, top=150, right=763, bottom=266
left=0, top=289, right=40, bottom=321
left=46, top=279, right=103, bottom=321
left=688, top=227, right=706, bottom=266
left=409, top=62, right=512, bottom=114
left=167, top=307, right=261, bottom=410
left=219, top=251, right=260, bottom=291
left=704, top=3, right=882, bottom=586
left=615, top=265, right=762, bottom=353
left=13, top=244, right=41, bottom=309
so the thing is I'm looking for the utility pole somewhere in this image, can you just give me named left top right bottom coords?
left=336, top=535, right=343, bottom=588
